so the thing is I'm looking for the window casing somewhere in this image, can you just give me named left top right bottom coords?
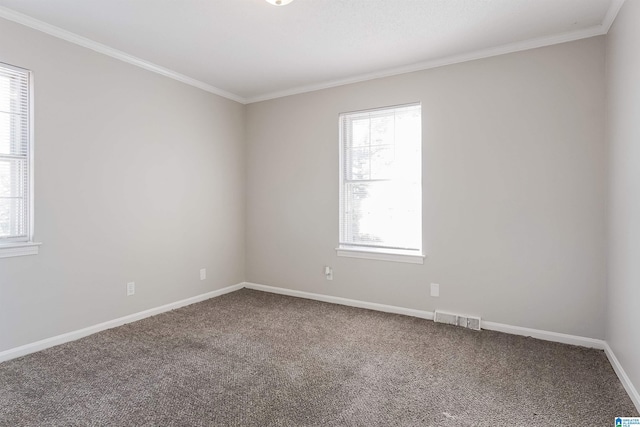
left=338, top=103, right=423, bottom=263
left=0, top=62, right=38, bottom=258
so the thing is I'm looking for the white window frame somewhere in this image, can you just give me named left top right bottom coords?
left=0, top=62, right=40, bottom=259
left=336, top=103, right=424, bottom=264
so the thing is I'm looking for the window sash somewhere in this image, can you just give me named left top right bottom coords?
left=339, top=103, right=422, bottom=254
left=0, top=62, right=31, bottom=243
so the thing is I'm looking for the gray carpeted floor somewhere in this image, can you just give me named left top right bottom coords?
left=0, top=289, right=637, bottom=426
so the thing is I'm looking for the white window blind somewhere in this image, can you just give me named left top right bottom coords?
left=0, top=63, right=31, bottom=243
left=339, top=103, right=422, bottom=257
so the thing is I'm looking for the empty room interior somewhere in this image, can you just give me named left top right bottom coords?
left=0, top=0, right=639, bottom=425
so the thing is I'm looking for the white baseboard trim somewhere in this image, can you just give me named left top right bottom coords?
left=242, top=282, right=434, bottom=320
left=481, top=321, right=606, bottom=349
left=604, top=343, right=640, bottom=412
left=0, top=283, right=244, bottom=363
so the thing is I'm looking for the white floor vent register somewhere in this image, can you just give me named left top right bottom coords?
left=434, top=311, right=482, bottom=331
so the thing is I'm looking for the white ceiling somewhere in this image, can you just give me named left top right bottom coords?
left=0, top=0, right=622, bottom=103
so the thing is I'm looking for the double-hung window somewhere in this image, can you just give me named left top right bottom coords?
left=338, top=103, right=423, bottom=264
left=0, top=62, right=38, bottom=258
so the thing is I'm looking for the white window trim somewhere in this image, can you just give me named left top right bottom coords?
left=336, top=246, right=425, bottom=264
left=337, top=103, right=423, bottom=264
left=0, top=63, right=40, bottom=259
left=0, top=241, right=41, bottom=259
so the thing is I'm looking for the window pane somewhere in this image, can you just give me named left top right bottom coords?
left=0, top=111, right=9, bottom=155
left=342, top=181, right=421, bottom=250
left=370, top=144, right=394, bottom=180
left=370, top=113, right=394, bottom=146
left=0, top=112, right=28, bottom=156
left=0, top=157, right=27, bottom=197
left=350, top=118, right=370, bottom=148
left=346, top=146, right=370, bottom=181
left=0, top=196, right=26, bottom=238
left=0, top=75, right=10, bottom=113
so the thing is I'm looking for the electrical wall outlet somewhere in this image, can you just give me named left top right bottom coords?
left=126, top=282, right=135, bottom=296
left=324, top=266, right=333, bottom=281
left=430, top=283, right=440, bottom=297
left=200, top=268, right=206, bottom=281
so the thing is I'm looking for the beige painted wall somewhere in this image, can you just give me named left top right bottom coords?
left=0, top=18, right=246, bottom=352
left=606, top=0, right=640, bottom=400
left=246, top=37, right=607, bottom=339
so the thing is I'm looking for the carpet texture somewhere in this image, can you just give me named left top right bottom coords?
left=0, top=288, right=636, bottom=426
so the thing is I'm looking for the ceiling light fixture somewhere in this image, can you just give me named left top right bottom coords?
left=265, top=0, right=294, bottom=6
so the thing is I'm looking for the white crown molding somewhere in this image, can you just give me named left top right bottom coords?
left=0, top=6, right=247, bottom=104
left=0, top=282, right=244, bottom=363
left=246, top=25, right=606, bottom=103
left=602, top=0, right=627, bottom=33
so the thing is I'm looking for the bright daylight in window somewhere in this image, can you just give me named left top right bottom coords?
left=338, top=103, right=423, bottom=264
left=0, top=62, right=38, bottom=258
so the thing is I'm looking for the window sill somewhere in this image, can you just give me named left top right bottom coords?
left=336, top=247, right=425, bottom=264
left=0, top=242, right=42, bottom=259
